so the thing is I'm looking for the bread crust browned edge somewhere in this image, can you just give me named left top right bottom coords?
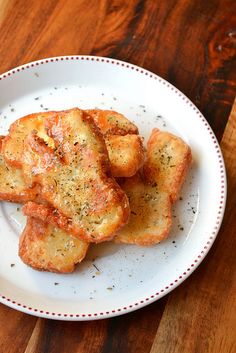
left=2, top=110, right=58, bottom=168
left=85, top=109, right=139, bottom=136
left=171, top=145, right=192, bottom=202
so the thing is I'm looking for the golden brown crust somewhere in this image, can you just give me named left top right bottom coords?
left=2, top=109, right=141, bottom=179
left=86, top=110, right=142, bottom=178
left=23, top=202, right=79, bottom=237
left=105, top=134, right=145, bottom=177
left=19, top=217, right=89, bottom=273
left=0, top=136, right=41, bottom=203
left=86, top=109, right=138, bottom=136
left=115, top=174, right=172, bottom=246
left=21, top=108, right=130, bottom=243
left=144, top=128, right=192, bottom=203
left=2, top=111, right=55, bottom=168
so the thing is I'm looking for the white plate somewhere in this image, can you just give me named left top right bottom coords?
left=0, top=56, right=226, bottom=320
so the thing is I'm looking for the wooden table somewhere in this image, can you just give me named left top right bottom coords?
left=0, top=1, right=235, bottom=352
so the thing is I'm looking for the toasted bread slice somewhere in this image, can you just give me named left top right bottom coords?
left=86, top=109, right=138, bottom=136
left=19, top=217, right=89, bottom=273
left=21, top=108, right=130, bottom=243
left=0, top=136, right=40, bottom=203
left=105, top=134, right=144, bottom=177
left=2, top=111, right=55, bottom=168
left=115, top=174, right=172, bottom=245
left=144, top=128, right=192, bottom=202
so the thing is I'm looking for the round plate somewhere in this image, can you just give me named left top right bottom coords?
left=0, top=56, right=226, bottom=320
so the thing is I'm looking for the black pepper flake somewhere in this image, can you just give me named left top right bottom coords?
left=10, top=108, right=15, bottom=112
left=107, top=287, right=113, bottom=291
left=16, top=207, right=20, bottom=211
left=93, top=263, right=100, bottom=272
left=172, top=241, right=176, bottom=243
left=34, top=97, right=40, bottom=100
left=10, top=263, right=15, bottom=267
left=54, top=282, right=59, bottom=285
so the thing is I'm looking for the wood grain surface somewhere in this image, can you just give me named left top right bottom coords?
left=0, top=1, right=235, bottom=352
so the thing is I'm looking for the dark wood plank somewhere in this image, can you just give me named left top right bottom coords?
left=0, top=0, right=10, bottom=21
left=23, top=298, right=167, bottom=353
left=101, top=298, right=167, bottom=353
left=92, top=0, right=236, bottom=141
left=150, top=100, right=236, bottom=353
left=0, top=305, right=37, bottom=353
left=0, top=0, right=103, bottom=70
left=24, top=318, right=108, bottom=353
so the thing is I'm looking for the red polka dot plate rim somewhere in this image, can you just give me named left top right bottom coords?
left=0, top=56, right=226, bottom=320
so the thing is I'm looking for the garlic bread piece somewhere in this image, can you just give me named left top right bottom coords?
left=144, top=128, right=192, bottom=203
left=2, top=111, right=55, bottom=168
left=19, top=217, right=89, bottom=273
left=86, top=109, right=138, bottom=136
left=21, top=108, right=130, bottom=243
left=115, top=174, right=172, bottom=246
left=105, top=134, right=144, bottom=177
